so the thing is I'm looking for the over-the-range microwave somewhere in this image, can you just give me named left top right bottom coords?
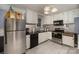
left=53, top=20, right=64, bottom=26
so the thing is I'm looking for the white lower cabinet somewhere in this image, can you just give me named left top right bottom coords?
left=62, top=35, right=74, bottom=47
left=38, top=32, right=47, bottom=44
left=26, top=35, right=30, bottom=49
left=38, top=32, right=52, bottom=44
left=45, top=32, right=52, bottom=40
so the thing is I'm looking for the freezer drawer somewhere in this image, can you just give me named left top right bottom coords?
left=5, top=31, right=26, bottom=54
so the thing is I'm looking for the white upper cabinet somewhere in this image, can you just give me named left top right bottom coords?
left=73, top=9, right=79, bottom=18
left=62, top=11, right=74, bottom=24
left=58, top=13, right=64, bottom=20
left=26, top=8, right=79, bottom=24
left=51, top=15, right=54, bottom=24
left=53, top=9, right=79, bottom=24
left=26, top=9, right=38, bottom=24
left=63, top=12, right=68, bottom=24
left=43, top=15, right=53, bottom=24
left=67, top=11, right=74, bottom=23
left=55, top=14, right=59, bottom=20
left=53, top=14, right=58, bottom=21
left=63, top=9, right=79, bottom=24
left=53, top=13, right=64, bottom=21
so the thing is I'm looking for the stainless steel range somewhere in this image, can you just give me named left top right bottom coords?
left=52, top=20, right=64, bottom=44
left=52, top=28, right=64, bottom=39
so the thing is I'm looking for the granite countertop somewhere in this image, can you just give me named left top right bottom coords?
left=63, top=32, right=75, bottom=37
left=26, top=31, right=52, bottom=35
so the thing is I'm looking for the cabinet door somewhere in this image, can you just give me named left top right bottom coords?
left=32, top=11, right=38, bottom=23
left=74, top=9, right=79, bottom=18
left=53, top=14, right=58, bottom=21
left=68, top=11, right=74, bottom=23
left=26, top=9, right=32, bottom=23
left=57, top=14, right=60, bottom=20
left=26, top=9, right=38, bottom=23
left=45, top=16, right=50, bottom=24
left=45, top=32, right=52, bottom=40
left=43, top=16, right=47, bottom=24
left=63, top=12, right=68, bottom=24
left=53, top=14, right=63, bottom=21
left=52, top=15, right=54, bottom=24
left=38, top=33, right=47, bottom=43
left=62, top=36, right=74, bottom=47
left=59, top=13, right=64, bottom=20
left=48, top=15, right=53, bottom=24
left=43, top=15, right=53, bottom=24
left=38, top=33, right=45, bottom=43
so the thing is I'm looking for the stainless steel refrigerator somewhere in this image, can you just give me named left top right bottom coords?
left=74, top=17, right=79, bottom=34
left=4, top=7, right=26, bottom=54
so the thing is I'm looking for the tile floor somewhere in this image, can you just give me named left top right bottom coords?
left=26, top=40, right=79, bottom=54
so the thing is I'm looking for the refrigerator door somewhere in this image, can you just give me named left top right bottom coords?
left=6, top=19, right=16, bottom=31
left=4, top=31, right=26, bottom=54
left=16, top=20, right=25, bottom=30
left=6, top=19, right=26, bottom=31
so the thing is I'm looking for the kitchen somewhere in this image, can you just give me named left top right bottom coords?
left=0, top=4, right=79, bottom=54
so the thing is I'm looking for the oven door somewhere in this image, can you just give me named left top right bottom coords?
left=57, top=33, right=62, bottom=39
left=56, top=33, right=62, bottom=39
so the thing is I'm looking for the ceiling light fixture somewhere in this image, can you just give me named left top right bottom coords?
left=44, top=6, right=50, bottom=11
left=44, top=11, right=49, bottom=14
left=44, top=6, right=58, bottom=14
left=51, top=8, right=58, bottom=12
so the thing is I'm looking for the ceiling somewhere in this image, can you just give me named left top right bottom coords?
left=13, top=4, right=79, bottom=14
